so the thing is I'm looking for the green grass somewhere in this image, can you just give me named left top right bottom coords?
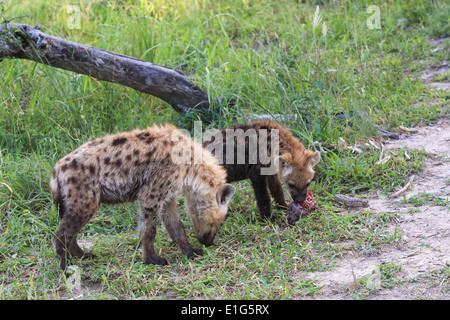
left=348, top=261, right=404, bottom=299
left=1, top=0, right=449, bottom=299
left=403, top=192, right=450, bottom=209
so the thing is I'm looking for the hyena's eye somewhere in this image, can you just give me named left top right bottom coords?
left=288, top=183, right=297, bottom=190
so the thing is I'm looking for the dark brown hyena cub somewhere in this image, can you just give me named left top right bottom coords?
left=202, top=120, right=320, bottom=220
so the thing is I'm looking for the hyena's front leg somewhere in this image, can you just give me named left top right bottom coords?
left=160, top=198, right=203, bottom=258
left=138, top=200, right=168, bottom=266
left=267, top=175, right=287, bottom=208
left=250, top=176, right=272, bottom=220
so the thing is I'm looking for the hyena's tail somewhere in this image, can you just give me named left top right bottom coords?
left=50, top=169, right=66, bottom=219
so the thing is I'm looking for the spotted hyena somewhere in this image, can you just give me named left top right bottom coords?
left=202, top=120, right=320, bottom=220
left=50, top=124, right=235, bottom=270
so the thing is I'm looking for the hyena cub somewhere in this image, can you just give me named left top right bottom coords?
left=202, top=120, right=320, bottom=220
left=51, top=124, right=235, bottom=270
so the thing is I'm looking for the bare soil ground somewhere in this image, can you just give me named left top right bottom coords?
left=305, top=44, right=450, bottom=299
left=306, top=117, right=450, bottom=299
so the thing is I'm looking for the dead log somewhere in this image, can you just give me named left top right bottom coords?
left=0, top=23, right=227, bottom=115
left=333, top=194, right=369, bottom=208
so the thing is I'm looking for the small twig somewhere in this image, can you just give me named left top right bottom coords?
left=0, top=181, right=13, bottom=194
left=0, top=2, right=29, bottom=25
left=399, top=125, right=418, bottom=134
left=388, top=175, right=415, bottom=199
left=2, top=15, right=29, bottom=24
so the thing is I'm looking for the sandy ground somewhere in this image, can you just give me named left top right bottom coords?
left=306, top=117, right=450, bottom=300
left=305, top=38, right=449, bottom=299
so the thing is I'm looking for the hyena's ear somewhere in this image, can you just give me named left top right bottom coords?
left=277, top=154, right=292, bottom=170
left=307, top=151, right=321, bottom=169
left=217, top=184, right=236, bottom=206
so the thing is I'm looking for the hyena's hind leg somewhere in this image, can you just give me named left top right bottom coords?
left=160, top=198, right=203, bottom=258
left=54, top=191, right=100, bottom=270
left=68, top=234, right=96, bottom=259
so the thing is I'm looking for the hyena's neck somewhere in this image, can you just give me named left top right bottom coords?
left=171, top=127, right=227, bottom=193
left=184, top=163, right=226, bottom=194
left=182, top=144, right=227, bottom=194
left=276, top=124, right=306, bottom=157
left=249, top=119, right=306, bottom=157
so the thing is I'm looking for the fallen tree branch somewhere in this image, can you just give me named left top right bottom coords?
left=0, top=23, right=226, bottom=115
left=388, top=175, right=415, bottom=199
left=333, top=194, right=369, bottom=208
left=334, top=112, right=400, bottom=140
left=374, top=124, right=400, bottom=140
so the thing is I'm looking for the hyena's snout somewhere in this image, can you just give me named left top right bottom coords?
left=197, top=230, right=216, bottom=246
left=292, top=191, right=307, bottom=203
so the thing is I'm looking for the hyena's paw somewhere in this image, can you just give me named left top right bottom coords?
left=144, top=255, right=168, bottom=266
left=187, top=248, right=204, bottom=259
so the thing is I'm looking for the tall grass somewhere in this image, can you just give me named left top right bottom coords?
left=0, top=0, right=448, bottom=299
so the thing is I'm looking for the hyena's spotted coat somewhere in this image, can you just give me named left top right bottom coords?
left=51, top=124, right=235, bottom=270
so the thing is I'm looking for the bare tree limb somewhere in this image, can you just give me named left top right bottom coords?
left=333, top=194, right=369, bottom=208
left=0, top=23, right=221, bottom=115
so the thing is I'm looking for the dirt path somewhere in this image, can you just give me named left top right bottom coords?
left=306, top=41, right=449, bottom=299
left=306, top=118, right=450, bottom=299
